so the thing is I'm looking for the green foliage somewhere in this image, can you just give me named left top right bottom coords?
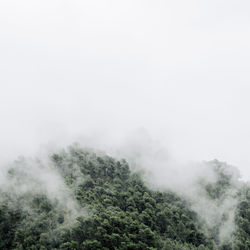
left=0, top=146, right=249, bottom=249
left=233, top=185, right=250, bottom=250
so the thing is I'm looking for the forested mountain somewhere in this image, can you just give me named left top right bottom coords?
left=0, top=146, right=249, bottom=249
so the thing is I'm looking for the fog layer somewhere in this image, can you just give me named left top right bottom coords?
left=1, top=0, right=250, bottom=180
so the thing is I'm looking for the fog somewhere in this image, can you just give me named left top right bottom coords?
left=1, top=0, right=250, bottom=181
left=0, top=155, right=85, bottom=223
left=104, top=130, right=242, bottom=243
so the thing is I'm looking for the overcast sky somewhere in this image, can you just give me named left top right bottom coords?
left=0, top=0, right=250, bottom=179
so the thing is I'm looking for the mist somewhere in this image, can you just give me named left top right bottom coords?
left=0, top=1, right=250, bottom=248
left=0, top=0, right=250, bottom=180
left=0, top=154, right=86, bottom=225
left=101, top=130, right=243, bottom=244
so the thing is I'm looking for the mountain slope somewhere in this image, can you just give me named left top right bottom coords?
left=0, top=145, right=249, bottom=249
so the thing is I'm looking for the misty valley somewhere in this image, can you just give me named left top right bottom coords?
left=0, top=145, right=249, bottom=250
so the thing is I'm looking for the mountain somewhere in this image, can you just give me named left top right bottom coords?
left=0, top=145, right=249, bottom=249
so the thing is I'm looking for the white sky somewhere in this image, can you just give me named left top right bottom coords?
left=0, top=0, right=250, bottom=179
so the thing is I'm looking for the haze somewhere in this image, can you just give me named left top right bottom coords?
left=1, top=0, right=250, bottom=180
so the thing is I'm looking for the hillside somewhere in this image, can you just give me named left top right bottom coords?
left=0, top=145, right=249, bottom=249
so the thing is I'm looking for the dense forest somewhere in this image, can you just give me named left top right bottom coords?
left=0, top=145, right=249, bottom=249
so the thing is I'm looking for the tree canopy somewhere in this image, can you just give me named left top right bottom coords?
left=0, top=146, right=249, bottom=249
